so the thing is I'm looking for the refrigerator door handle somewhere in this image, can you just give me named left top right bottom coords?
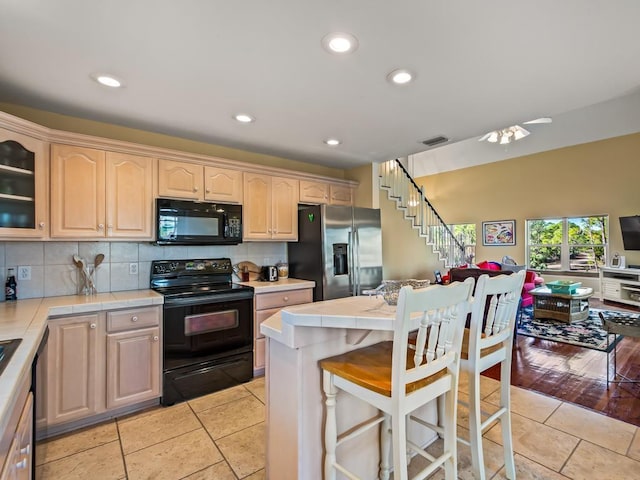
left=353, top=227, right=360, bottom=296
left=348, top=230, right=355, bottom=296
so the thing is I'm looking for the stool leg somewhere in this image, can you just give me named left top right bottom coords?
left=500, top=360, right=516, bottom=479
left=468, top=371, right=486, bottom=480
left=380, top=414, right=391, bottom=480
left=391, top=410, right=409, bottom=480
left=323, top=370, right=338, bottom=480
left=443, top=382, right=458, bottom=479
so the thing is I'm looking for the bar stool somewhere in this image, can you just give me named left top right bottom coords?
left=459, top=270, right=525, bottom=480
left=319, top=278, right=474, bottom=480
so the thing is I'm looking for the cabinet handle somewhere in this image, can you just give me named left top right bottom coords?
left=283, top=296, right=289, bottom=302
left=39, top=222, right=45, bottom=229
left=131, top=316, right=138, bottom=322
left=153, top=335, right=159, bottom=341
left=107, top=224, right=113, bottom=230
left=98, top=224, right=104, bottom=230
left=19, top=444, right=30, bottom=455
left=193, top=187, right=198, bottom=192
left=15, top=458, right=27, bottom=469
left=206, top=189, right=210, bottom=194
left=90, top=323, right=96, bottom=329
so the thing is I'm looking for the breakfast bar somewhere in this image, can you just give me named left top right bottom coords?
left=260, top=295, right=439, bottom=480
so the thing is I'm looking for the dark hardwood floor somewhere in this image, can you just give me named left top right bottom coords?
left=484, top=299, right=640, bottom=427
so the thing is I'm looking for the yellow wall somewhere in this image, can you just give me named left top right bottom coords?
left=345, top=163, right=374, bottom=208
left=0, top=103, right=346, bottom=179
left=415, top=132, right=640, bottom=268
left=380, top=192, right=445, bottom=280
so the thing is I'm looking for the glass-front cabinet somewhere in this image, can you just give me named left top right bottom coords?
left=0, top=128, right=47, bottom=237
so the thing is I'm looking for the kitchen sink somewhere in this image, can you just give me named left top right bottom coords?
left=0, top=338, right=22, bottom=377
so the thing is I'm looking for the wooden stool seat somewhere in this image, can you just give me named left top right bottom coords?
left=459, top=328, right=502, bottom=360
left=320, top=341, right=449, bottom=396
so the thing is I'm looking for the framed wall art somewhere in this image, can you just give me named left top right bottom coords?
left=482, top=220, right=515, bottom=246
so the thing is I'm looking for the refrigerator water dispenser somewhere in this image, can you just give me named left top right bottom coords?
left=333, top=243, right=349, bottom=275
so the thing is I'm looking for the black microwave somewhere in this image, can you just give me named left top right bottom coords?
left=155, top=198, right=242, bottom=245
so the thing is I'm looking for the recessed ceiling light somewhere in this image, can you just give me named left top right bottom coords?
left=322, top=33, right=359, bottom=54
left=91, top=73, right=123, bottom=88
left=324, top=138, right=341, bottom=146
left=387, top=69, right=414, bottom=85
left=234, top=114, right=254, bottom=123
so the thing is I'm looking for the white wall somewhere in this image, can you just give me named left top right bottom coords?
left=0, top=241, right=286, bottom=300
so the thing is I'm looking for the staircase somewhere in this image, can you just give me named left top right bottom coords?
left=379, top=159, right=469, bottom=268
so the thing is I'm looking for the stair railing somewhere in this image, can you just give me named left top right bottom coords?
left=379, top=159, right=468, bottom=267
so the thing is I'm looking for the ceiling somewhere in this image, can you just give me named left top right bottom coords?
left=1, top=1, right=640, bottom=170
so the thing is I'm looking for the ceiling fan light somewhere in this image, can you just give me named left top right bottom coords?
left=487, top=131, right=499, bottom=143
left=499, top=131, right=511, bottom=145
left=513, top=126, right=530, bottom=140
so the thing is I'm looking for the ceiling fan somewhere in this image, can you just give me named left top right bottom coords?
left=479, top=117, right=552, bottom=144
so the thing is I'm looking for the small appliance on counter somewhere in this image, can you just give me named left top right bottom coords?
left=261, top=265, right=278, bottom=282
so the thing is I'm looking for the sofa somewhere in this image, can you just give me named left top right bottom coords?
left=446, top=265, right=544, bottom=324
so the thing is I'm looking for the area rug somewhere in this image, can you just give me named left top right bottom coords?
left=516, top=307, right=637, bottom=352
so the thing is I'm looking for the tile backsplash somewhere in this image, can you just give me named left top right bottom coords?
left=0, top=241, right=287, bottom=300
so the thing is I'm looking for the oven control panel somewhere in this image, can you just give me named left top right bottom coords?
left=151, top=258, right=233, bottom=275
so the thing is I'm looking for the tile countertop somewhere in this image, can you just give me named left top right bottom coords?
left=0, top=290, right=164, bottom=439
left=237, top=277, right=315, bottom=293
left=260, top=295, right=400, bottom=349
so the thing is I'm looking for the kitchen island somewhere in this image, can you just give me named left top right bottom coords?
left=260, top=295, right=438, bottom=480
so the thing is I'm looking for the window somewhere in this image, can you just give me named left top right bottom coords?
left=449, top=223, right=476, bottom=264
left=526, top=216, right=608, bottom=272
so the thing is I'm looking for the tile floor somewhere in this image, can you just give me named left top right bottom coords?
left=35, top=374, right=640, bottom=479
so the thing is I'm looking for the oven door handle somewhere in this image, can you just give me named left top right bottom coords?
left=163, top=292, right=253, bottom=307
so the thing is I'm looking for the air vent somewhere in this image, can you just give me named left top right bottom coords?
left=421, top=136, right=449, bottom=147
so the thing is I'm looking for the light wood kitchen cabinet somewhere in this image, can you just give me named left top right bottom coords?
left=329, top=184, right=353, bottom=206
left=0, top=375, right=32, bottom=480
left=106, top=307, right=161, bottom=410
left=299, top=180, right=329, bottom=204
left=50, top=145, right=154, bottom=239
left=0, top=128, right=48, bottom=238
left=41, top=306, right=161, bottom=431
left=105, top=152, right=155, bottom=238
left=299, top=179, right=352, bottom=206
left=243, top=173, right=299, bottom=241
left=46, top=313, right=102, bottom=426
left=158, top=159, right=242, bottom=203
left=253, top=288, right=313, bottom=372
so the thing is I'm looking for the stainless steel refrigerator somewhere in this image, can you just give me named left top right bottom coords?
left=288, top=205, right=383, bottom=302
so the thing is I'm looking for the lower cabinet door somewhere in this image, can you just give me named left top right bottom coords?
left=106, top=327, right=160, bottom=409
left=47, top=314, right=101, bottom=425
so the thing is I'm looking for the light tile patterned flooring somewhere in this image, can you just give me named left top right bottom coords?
left=35, top=374, right=640, bottom=479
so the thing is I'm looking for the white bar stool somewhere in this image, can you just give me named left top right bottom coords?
left=459, top=270, right=526, bottom=480
left=319, top=278, right=474, bottom=480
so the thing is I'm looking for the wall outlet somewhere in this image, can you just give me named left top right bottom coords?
left=129, top=263, right=138, bottom=275
left=17, top=266, right=31, bottom=281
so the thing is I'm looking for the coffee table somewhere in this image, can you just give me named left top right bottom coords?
left=529, top=286, right=594, bottom=323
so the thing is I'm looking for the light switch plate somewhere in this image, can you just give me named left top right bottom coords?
left=18, top=266, right=31, bottom=281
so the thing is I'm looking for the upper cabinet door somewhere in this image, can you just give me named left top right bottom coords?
left=50, top=145, right=106, bottom=237
left=0, top=128, right=48, bottom=238
left=271, top=176, right=299, bottom=240
left=299, top=180, right=329, bottom=204
left=329, top=184, right=353, bottom=206
left=243, top=173, right=272, bottom=240
left=106, top=152, right=155, bottom=239
left=204, top=166, right=243, bottom=203
left=157, top=159, right=203, bottom=200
